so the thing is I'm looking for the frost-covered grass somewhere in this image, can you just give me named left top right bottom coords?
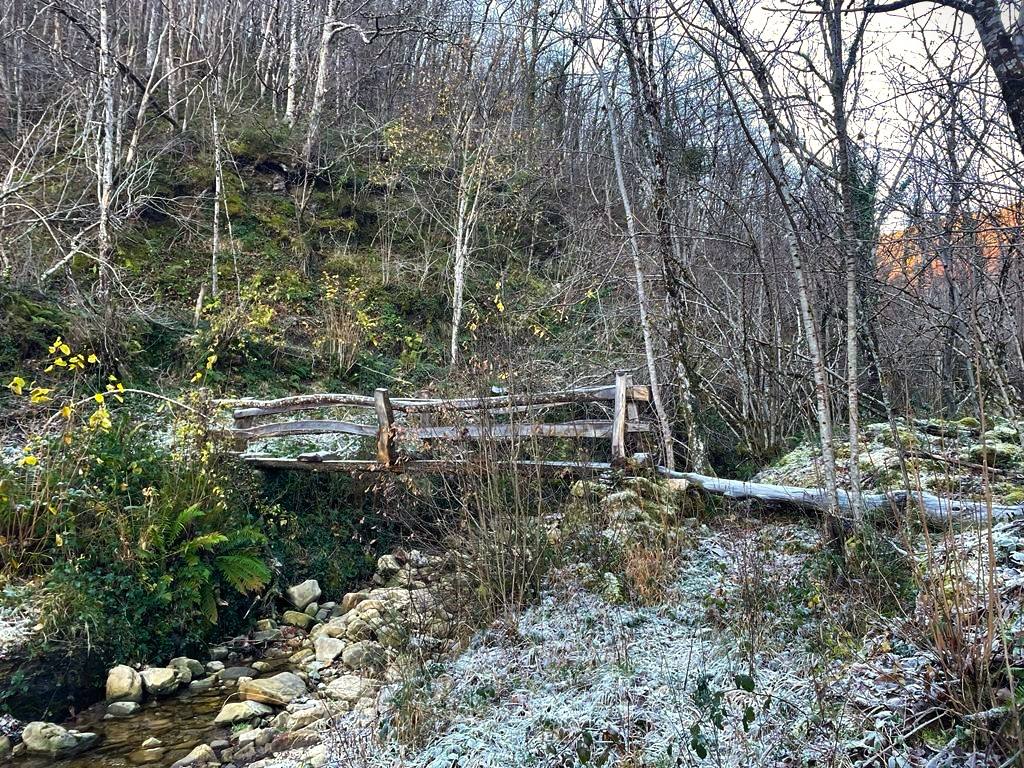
left=278, top=519, right=858, bottom=768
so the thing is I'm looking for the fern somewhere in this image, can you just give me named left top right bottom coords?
left=184, top=532, right=229, bottom=554
left=215, top=553, right=271, bottom=594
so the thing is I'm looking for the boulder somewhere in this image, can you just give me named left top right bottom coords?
left=325, top=674, right=377, bottom=704
left=21, top=722, right=98, bottom=758
left=283, top=610, right=315, bottom=630
left=252, top=628, right=282, bottom=643
left=170, top=742, right=220, bottom=767
left=340, top=591, right=370, bottom=613
left=169, top=657, right=204, bottom=677
left=376, top=554, right=402, bottom=579
left=220, top=665, right=258, bottom=680
left=104, top=663, right=144, bottom=708
left=273, top=700, right=328, bottom=731
left=189, top=677, right=216, bottom=693
left=314, top=636, right=346, bottom=663
left=127, top=747, right=165, bottom=764
left=106, top=701, right=140, bottom=717
left=206, top=660, right=224, bottom=674
left=106, top=664, right=144, bottom=702
left=285, top=579, right=321, bottom=610
left=239, top=671, right=307, bottom=706
left=213, top=700, right=273, bottom=725
left=342, top=640, right=385, bottom=670
left=140, top=667, right=179, bottom=696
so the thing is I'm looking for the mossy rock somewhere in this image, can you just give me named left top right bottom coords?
left=958, top=417, right=982, bottom=430
left=967, top=442, right=1023, bottom=469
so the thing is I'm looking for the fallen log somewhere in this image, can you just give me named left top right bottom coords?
left=660, top=469, right=1024, bottom=526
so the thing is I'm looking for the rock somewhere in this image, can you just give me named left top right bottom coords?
left=340, top=591, right=370, bottom=613
left=376, top=554, right=402, bottom=579
left=274, top=700, right=328, bottom=731
left=206, top=660, right=225, bottom=673
left=342, top=640, right=385, bottom=670
left=170, top=657, right=205, bottom=677
left=304, top=602, right=319, bottom=617
left=314, top=636, right=346, bottom=663
left=0, top=736, right=10, bottom=756
left=221, top=666, right=258, bottom=680
left=255, top=618, right=276, bottom=631
left=107, top=701, right=141, bottom=717
left=21, top=722, right=98, bottom=757
left=140, top=667, right=179, bottom=695
left=289, top=648, right=315, bottom=665
left=283, top=610, right=315, bottom=630
left=141, top=737, right=163, bottom=748
left=239, top=671, right=307, bottom=706
left=106, top=664, right=144, bottom=702
left=189, top=677, right=216, bottom=693
left=213, top=700, right=273, bottom=724
left=237, top=727, right=273, bottom=748
left=128, top=747, right=165, bottom=764
left=252, top=628, right=282, bottom=643
left=208, top=646, right=228, bottom=660
left=286, top=579, right=321, bottom=610
left=252, top=660, right=272, bottom=673
left=325, top=674, right=377, bottom=703
left=344, top=617, right=372, bottom=641
left=170, top=742, right=220, bottom=767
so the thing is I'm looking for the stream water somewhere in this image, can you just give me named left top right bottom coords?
left=5, top=654, right=295, bottom=768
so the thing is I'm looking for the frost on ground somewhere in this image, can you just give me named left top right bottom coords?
left=268, top=519, right=863, bottom=768
left=0, top=583, right=39, bottom=659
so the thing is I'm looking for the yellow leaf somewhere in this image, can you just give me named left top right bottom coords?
left=59, top=343, right=70, bottom=355
left=61, top=405, right=74, bottom=419
left=55, top=533, right=64, bottom=547
left=93, top=393, right=104, bottom=404
left=87, top=353, right=99, bottom=364
left=30, top=387, right=53, bottom=404
left=8, top=376, right=26, bottom=395
left=19, top=455, right=37, bottom=467
left=191, top=371, right=203, bottom=383
left=54, top=358, right=67, bottom=367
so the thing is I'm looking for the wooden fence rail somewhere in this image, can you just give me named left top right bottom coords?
left=217, top=372, right=654, bottom=472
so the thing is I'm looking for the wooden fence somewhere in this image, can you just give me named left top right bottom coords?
left=218, top=372, right=653, bottom=473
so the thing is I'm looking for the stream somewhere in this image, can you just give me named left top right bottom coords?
left=5, top=653, right=296, bottom=768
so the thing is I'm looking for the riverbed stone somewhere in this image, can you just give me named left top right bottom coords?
left=283, top=610, right=315, bottom=630
left=314, top=636, right=346, bottom=663
left=170, top=742, right=220, bottom=767
left=140, top=667, right=179, bottom=695
left=342, top=640, right=385, bottom=670
left=206, top=660, right=225, bottom=674
left=214, top=700, right=273, bottom=724
left=21, top=722, right=98, bottom=757
left=239, top=671, right=306, bottom=706
left=106, top=664, right=144, bottom=702
left=221, top=665, right=258, bottom=680
left=252, top=628, right=282, bottom=643
left=325, top=674, right=377, bottom=703
left=170, top=657, right=205, bottom=677
left=285, top=579, right=321, bottom=610
left=128, top=747, right=165, bottom=764
left=189, top=677, right=216, bottom=693
left=107, top=701, right=141, bottom=717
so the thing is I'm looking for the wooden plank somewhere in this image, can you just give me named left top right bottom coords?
left=222, top=383, right=651, bottom=419
left=610, top=371, right=627, bottom=461
left=223, top=420, right=378, bottom=440
left=241, top=456, right=619, bottom=476
left=374, top=388, right=397, bottom=466
left=221, top=419, right=651, bottom=442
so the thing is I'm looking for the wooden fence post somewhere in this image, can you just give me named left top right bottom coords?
left=611, top=371, right=627, bottom=462
left=232, top=413, right=253, bottom=454
left=374, top=388, right=397, bottom=467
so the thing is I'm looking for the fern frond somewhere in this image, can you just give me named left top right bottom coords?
left=215, top=554, right=271, bottom=594
left=184, top=532, right=229, bottom=554
left=200, top=585, right=219, bottom=624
